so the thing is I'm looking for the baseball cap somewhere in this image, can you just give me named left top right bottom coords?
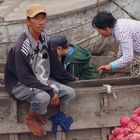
left=49, top=35, right=68, bottom=49
left=26, top=3, right=47, bottom=18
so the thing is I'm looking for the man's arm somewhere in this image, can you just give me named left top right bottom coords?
left=15, top=51, right=54, bottom=97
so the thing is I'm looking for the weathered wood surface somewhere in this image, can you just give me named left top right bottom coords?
left=69, top=84, right=140, bottom=128
left=68, top=76, right=140, bottom=88
left=0, top=77, right=140, bottom=132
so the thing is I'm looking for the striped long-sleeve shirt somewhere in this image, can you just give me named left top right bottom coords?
left=110, top=19, right=140, bottom=69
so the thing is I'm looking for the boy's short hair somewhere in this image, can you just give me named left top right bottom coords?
left=49, top=35, right=68, bottom=49
left=92, top=11, right=116, bottom=29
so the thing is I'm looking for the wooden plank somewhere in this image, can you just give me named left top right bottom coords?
left=1, top=76, right=140, bottom=93
left=66, top=128, right=102, bottom=140
left=0, top=84, right=139, bottom=134
left=0, top=134, right=10, bottom=140
left=101, top=128, right=110, bottom=140
left=0, top=111, right=134, bottom=134
left=10, top=135, right=18, bottom=140
left=0, top=73, right=4, bottom=84
left=61, top=132, right=66, bottom=140
left=0, top=109, right=135, bottom=133
left=56, top=126, right=66, bottom=140
left=1, top=77, right=140, bottom=97
left=10, top=99, right=18, bottom=140
left=0, top=98, right=17, bottom=122
left=56, top=131, right=62, bottom=140
left=0, top=85, right=6, bottom=93
left=19, top=132, right=56, bottom=140
left=67, top=84, right=140, bottom=130
left=0, top=122, right=51, bottom=134
left=100, top=92, right=109, bottom=113
left=0, top=80, right=140, bottom=135
left=68, top=76, right=140, bottom=88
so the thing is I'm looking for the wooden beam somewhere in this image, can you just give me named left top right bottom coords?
left=68, top=76, right=140, bottom=88
left=101, top=128, right=110, bottom=140
left=0, top=122, right=52, bottom=134
left=111, top=0, right=138, bottom=20
left=0, top=85, right=6, bottom=92
left=0, top=111, right=129, bottom=134
left=10, top=99, right=18, bottom=140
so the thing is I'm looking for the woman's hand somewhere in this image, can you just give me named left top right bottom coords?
left=98, top=64, right=112, bottom=74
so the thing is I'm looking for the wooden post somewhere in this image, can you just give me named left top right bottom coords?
left=9, top=99, right=18, bottom=140
left=100, top=92, right=109, bottom=113
left=61, top=132, right=66, bottom=140
left=101, top=128, right=110, bottom=140
left=56, top=126, right=66, bottom=140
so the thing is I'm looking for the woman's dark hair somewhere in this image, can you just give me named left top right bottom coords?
left=92, top=11, right=116, bottom=29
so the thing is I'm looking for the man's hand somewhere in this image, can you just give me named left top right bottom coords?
left=50, top=93, right=60, bottom=106
left=98, top=64, right=112, bottom=74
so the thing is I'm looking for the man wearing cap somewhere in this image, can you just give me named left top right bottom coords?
left=4, top=4, right=76, bottom=137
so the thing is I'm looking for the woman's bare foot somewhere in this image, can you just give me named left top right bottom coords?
left=24, top=112, right=46, bottom=137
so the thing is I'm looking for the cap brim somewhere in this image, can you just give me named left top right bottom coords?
left=28, top=10, right=46, bottom=18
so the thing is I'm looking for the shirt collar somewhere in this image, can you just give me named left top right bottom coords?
left=65, top=47, right=74, bottom=61
left=26, top=30, right=39, bottom=50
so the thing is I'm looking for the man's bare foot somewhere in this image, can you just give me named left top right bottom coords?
left=24, top=112, right=46, bottom=137
left=37, top=115, right=48, bottom=125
